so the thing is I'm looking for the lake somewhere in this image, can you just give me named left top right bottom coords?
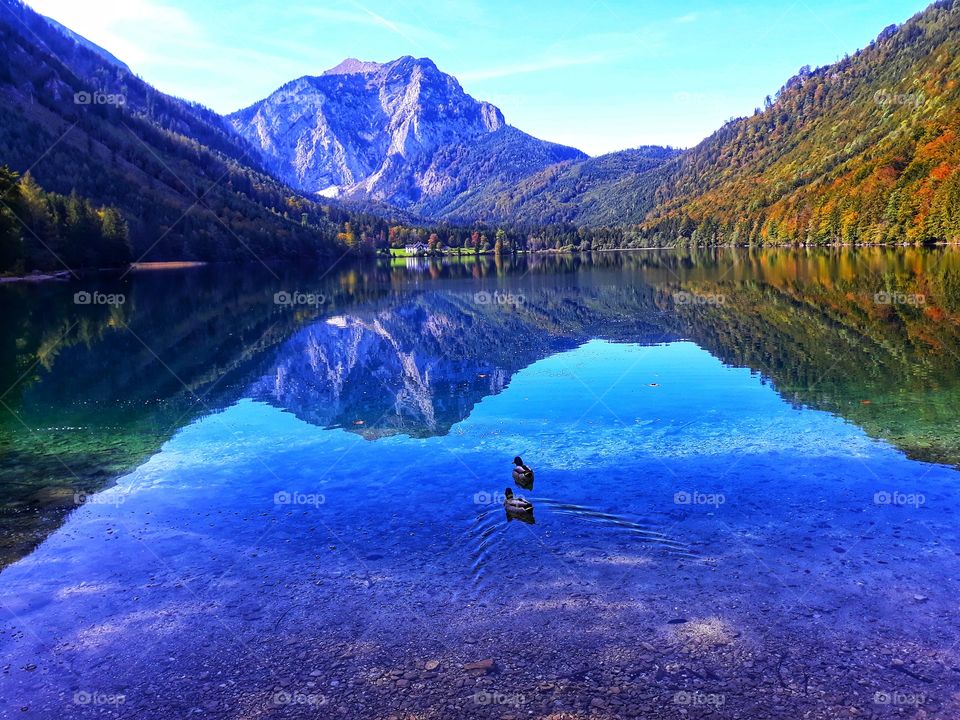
left=1, top=248, right=959, bottom=719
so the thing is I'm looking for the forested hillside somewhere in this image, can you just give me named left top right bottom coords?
left=438, top=146, right=679, bottom=225
left=0, top=0, right=383, bottom=269
left=465, top=1, right=960, bottom=247
left=639, top=0, right=960, bottom=245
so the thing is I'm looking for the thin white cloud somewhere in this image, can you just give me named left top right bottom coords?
left=303, top=2, right=432, bottom=49
left=675, top=12, right=700, bottom=24
left=350, top=1, right=409, bottom=38
left=392, top=0, right=488, bottom=28
left=25, top=0, right=201, bottom=67
left=459, top=26, right=665, bottom=82
left=456, top=46, right=636, bottom=81
left=458, top=52, right=613, bottom=81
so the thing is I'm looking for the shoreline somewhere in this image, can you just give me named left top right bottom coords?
left=384, top=241, right=954, bottom=259
left=0, top=270, right=73, bottom=283
left=0, top=261, right=209, bottom=283
left=128, top=261, right=208, bottom=271
left=3, top=243, right=957, bottom=281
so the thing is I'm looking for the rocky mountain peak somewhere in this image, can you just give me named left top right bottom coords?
left=227, top=55, right=575, bottom=209
left=322, top=58, right=387, bottom=76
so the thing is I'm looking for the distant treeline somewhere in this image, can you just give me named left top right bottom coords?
left=0, top=165, right=648, bottom=274
left=359, top=220, right=652, bottom=254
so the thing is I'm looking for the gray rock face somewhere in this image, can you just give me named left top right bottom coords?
left=227, top=56, right=585, bottom=214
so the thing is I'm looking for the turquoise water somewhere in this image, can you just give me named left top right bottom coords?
left=2, top=250, right=960, bottom=718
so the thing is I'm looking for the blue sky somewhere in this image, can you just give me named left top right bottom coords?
left=28, top=0, right=929, bottom=155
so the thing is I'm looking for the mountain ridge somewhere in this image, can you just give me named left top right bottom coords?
left=0, top=0, right=472, bottom=272
left=227, top=55, right=591, bottom=214
left=322, top=57, right=388, bottom=76
left=4, top=0, right=958, bottom=257
left=41, top=15, right=130, bottom=72
left=0, top=0, right=346, bottom=266
left=457, top=0, right=960, bottom=245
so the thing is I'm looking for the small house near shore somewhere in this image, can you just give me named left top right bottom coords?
left=404, top=242, right=429, bottom=255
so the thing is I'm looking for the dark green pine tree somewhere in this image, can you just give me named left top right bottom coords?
left=0, top=166, right=24, bottom=273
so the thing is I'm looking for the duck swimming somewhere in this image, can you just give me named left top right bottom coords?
left=503, top=487, right=534, bottom=518
left=512, top=456, right=534, bottom=487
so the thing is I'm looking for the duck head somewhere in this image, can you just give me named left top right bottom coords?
left=504, top=488, right=514, bottom=499
left=513, top=456, right=524, bottom=466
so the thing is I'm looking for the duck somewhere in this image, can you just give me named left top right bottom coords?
left=512, top=456, right=534, bottom=486
left=505, top=508, right=535, bottom=525
left=503, top=487, right=534, bottom=517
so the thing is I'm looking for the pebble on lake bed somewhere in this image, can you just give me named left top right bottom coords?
left=463, top=659, right=495, bottom=673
